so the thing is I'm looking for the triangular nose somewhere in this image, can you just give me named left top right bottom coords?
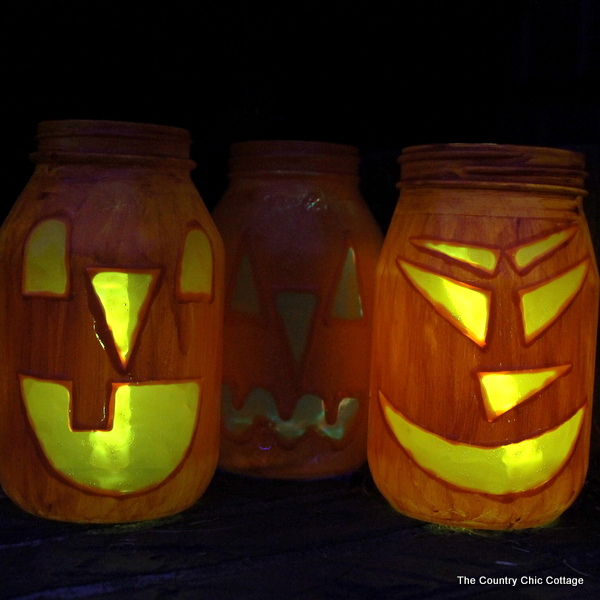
left=477, top=364, right=571, bottom=421
left=276, top=292, right=317, bottom=366
left=88, top=268, right=161, bottom=370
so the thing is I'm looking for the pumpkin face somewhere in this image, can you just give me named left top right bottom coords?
left=214, top=140, right=383, bottom=479
left=369, top=210, right=598, bottom=527
left=7, top=212, right=216, bottom=497
left=0, top=120, right=224, bottom=522
left=221, top=229, right=371, bottom=456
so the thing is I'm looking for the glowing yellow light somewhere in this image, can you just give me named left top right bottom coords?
left=89, top=386, right=133, bottom=474
left=397, top=259, right=491, bottom=346
left=276, top=293, right=317, bottom=364
left=231, top=255, right=260, bottom=314
left=379, top=391, right=584, bottom=495
left=20, top=376, right=200, bottom=492
left=23, top=219, right=69, bottom=296
left=478, top=365, right=571, bottom=421
left=519, top=259, right=590, bottom=343
left=507, top=226, right=579, bottom=272
left=179, top=227, right=213, bottom=300
left=411, top=239, right=500, bottom=275
left=332, top=247, right=363, bottom=319
left=320, top=397, right=359, bottom=440
left=89, top=270, right=159, bottom=369
left=222, top=385, right=359, bottom=441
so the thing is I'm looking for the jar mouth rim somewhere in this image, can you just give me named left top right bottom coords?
left=36, top=120, right=191, bottom=141
left=228, top=140, right=360, bottom=176
left=30, top=151, right=196, bottom=170
left=34, top=120, right=193, bottom=162
left=400, top=143, right=585, bottom=164
left=398, top=143, right=588, bottom=191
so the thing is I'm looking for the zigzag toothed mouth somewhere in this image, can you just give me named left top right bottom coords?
left=222, top=385, right=359, bottom=441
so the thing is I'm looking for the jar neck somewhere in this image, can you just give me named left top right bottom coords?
left=397, top=186, right=584, bottom=220
left=399, top=144, right=587, bottom=196
left=30, top=120, right=195, bottom=170
left=228, top=140, right=360, bottom=178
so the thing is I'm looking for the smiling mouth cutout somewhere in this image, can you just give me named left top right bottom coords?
left=21, top=376, right=201, bottom=493
left=379, top=391, right=585, bottom=495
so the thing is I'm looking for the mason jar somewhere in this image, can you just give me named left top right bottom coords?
left=214, top=140, right=383, bottom=479
left=0, top=120, right=224, bottom=522
left=368, top=143, right=598, bottom=529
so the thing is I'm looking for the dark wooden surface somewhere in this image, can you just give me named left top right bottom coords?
left=1, top=456, right=599, bottom=600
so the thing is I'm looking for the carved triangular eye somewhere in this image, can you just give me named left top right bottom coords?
left=331, top=246, right=363, bottom=319
left=506, top=226, right=579, bottom=273
left=411, top=238, right=500, bottom=275
left=397, top=259, right=491, bottom=347
left=88, top=269, right=161, bottom=370
left=518, top=259, right=589, bottom=343
left=23, top=218, right=69, bottom=297
left=230, top=254, right=260, bottom=314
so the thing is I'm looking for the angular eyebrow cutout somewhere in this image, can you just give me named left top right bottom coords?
left=506, top=226, right=579, bottom=273
left=410, top=238, right=501, bottom=275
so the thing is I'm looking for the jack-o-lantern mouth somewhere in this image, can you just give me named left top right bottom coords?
left=20, top=376, right=201, bottom=494
left=221, top=384, right=359, bottom=444
left=378, top=391, right=585, bottom=495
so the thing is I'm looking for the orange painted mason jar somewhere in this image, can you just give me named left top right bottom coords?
left=213, top=140, right=383, bottom=479
left=368, top=144, right=598, bottom=529
left=0, top=120, right=224, bottom=522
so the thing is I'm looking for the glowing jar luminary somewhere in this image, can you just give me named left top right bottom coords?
left=0, top=120, right=224, bottom=522
left=213, top=141, right=383, bottom=479
left=368, top=144, right=599, bottom=529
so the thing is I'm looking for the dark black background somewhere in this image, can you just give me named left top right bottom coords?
left=4, top=1, right=599, bottom=230
left=2, top=2, right=599, bottom=599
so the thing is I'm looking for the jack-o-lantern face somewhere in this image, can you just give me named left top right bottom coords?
left=17, top=216, right=214, bottom=494
left=374, top=220, right=595, bottom=497
left=221, top=233, right=371, bottom=453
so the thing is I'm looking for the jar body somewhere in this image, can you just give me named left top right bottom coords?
left=214, top=141, right=382, bottom=479
left=0, top=121, right=224, bottom=522
left=368, top=144, right=598, bottom=529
